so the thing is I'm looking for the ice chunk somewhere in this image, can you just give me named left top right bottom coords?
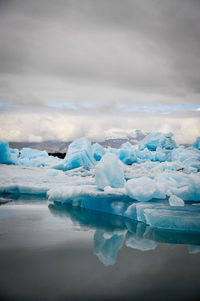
left=0, top=140, right=14, bottom=164
left=20, top=148, right=48, bottom=159
left=19, top=155, right=61, bottom=168
left=95, top=153, right=125, bottom=189
left=125, top=177, right=166, bottom=202
left=63, top=137, right=95, bottom=170
left=171, top=147, right=200, bottom=170
left=156, top=172, right=200, bottom=202
left=193, top=137, right=200, bottom=150
left=154, top=148, right=166, bottom=162
left=139, top=132, right=177, bottom=151
left=144, top=208, right=200, bottom=231
left=92, top=143, right=106, bottom=161
left=119, top=142, right=137, bottom=164
left=169, top=195, right=184, bottom=207
left=107, top=147, right=119, bottom=156
left=138, top=148, right=154, bottom=161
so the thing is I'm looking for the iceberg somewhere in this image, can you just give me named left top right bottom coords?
left=171, top=147, right=200, bottom=170
left=1, top=132, right=200, bottom=234
left=95, top=153, right=125, bottom=189
left=92, top=143, right=106, bottom=161
left=138, top=148, right=154, bottom=161
left=63, top=137, right=95, bottom=170
left=125, top=177, right=166, bottom=202
left=193, top=137, right=200, bottom=150
left=139, top=132, right=177, bottom=151
left=144, top=208, right=200, bottom=231
left=0, top=140, right=16, bottom=164
left=118, top=142, right=137, bottom=164
left=20, top=148, right=48, bottom=159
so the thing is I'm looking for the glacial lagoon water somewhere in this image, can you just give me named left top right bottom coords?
left=1, top=196, right=200, bottom=301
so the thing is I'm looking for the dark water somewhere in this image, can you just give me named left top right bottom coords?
left=0, top=197, right=200, bottom=301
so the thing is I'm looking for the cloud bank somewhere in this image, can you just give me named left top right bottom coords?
left=0, top=0, right=200, bottom=142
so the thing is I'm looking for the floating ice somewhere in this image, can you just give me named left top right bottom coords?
left=20, top=148, right=48, bottom=159
left=0, top=140, right=16, bottom=164
left=138, top=148, right=154, bottom=161
left=139, top=132, right=177, bottom=151
left=92, top=143, right=106, bottom=161
left=125, top=177, right=166, bottom=202
left=63, top=137, right=95, bottom=171
left=118, top=142, right=137, bottom=164
left=193, top=137, right=200, bottom=150
left=144, top=208, right=200, bottom=231
left=154, top=148, right=166, bottom=162
left=169, top=195, right=184, bottom=207
left=1, top=133, right=200, bottom=234
left=171, top=147, right=200, bottom=170
left=95, top=153, right=125, bottom=189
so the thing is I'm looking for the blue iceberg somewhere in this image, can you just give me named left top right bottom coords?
left=193, top=137, right=200, bottom=150
left=20, top=148, right=48, bottom=159
left=139, top=132, right=177, bottom=151
left=92, top=143, right=106, bottom=161
left=0, top=140, right=17, bottom=164
left=119, top=142, right=137, bottom=164
left=64, top=137, right=96, bottom=170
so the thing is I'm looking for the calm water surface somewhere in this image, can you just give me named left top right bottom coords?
left=0, top=196, right=200, bottom=301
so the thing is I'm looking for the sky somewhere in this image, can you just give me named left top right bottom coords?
left=0, top=0, right=200, bottom=143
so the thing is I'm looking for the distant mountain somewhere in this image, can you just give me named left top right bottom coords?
left=9, top=130, right=148, bottom=153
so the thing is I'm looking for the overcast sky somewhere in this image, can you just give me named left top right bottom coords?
left=0, top=0, right=200, bottom=143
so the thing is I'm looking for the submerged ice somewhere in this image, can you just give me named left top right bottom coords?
left=0, top=131, right=200, bottom=232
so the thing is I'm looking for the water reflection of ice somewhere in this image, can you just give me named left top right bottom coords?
left=49, top=203, right=200, bottom=266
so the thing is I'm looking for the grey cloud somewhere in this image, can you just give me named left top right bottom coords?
left=0, top=0, right=200, bottom=107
